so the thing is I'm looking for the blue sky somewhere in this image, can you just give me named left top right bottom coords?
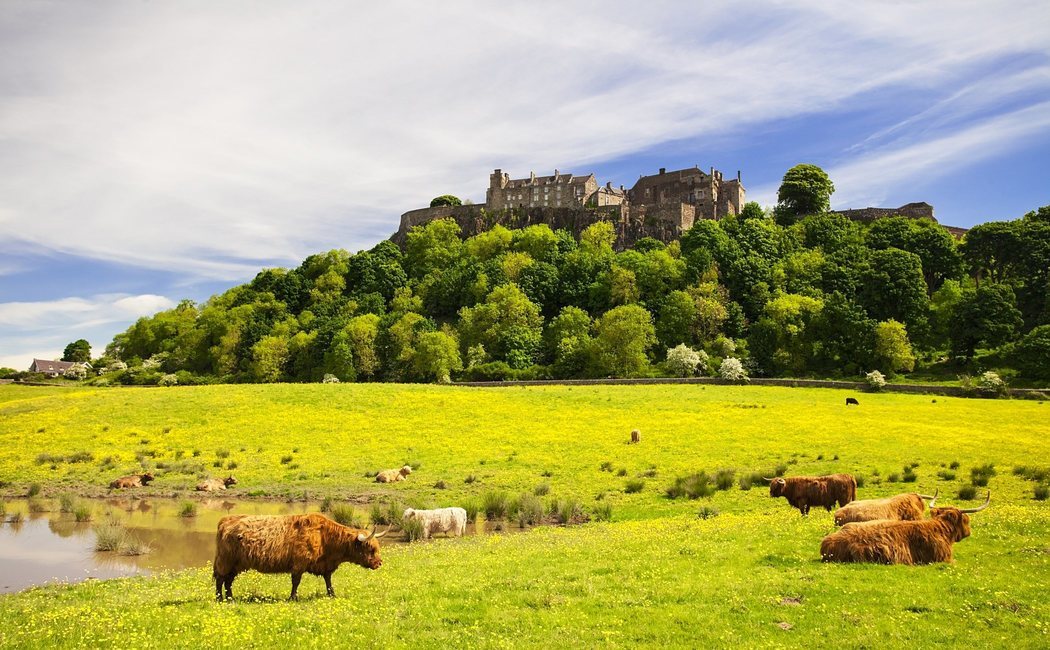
left=2, top=1, right=1049, bottom=369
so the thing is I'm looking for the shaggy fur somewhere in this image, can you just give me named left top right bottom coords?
left=402, top=507, right=468, bottom=539
left=376, top=465, right=412, bottom=483
left=833, top=493, right=929, bottom=526
left=108, top=472, right=154, bottom=489
left=769, top=474, right=856, bottom=515
left=213, top=513, right=383, bottom=600
left=820, top=507, right=973, bottom=565
left=196, top=476, right=238, bottom=492
left=630, top=430, right=641, bottom=444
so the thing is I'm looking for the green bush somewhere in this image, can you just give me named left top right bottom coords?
left=550, top=498, right=585, bottom=525
left=1034, top=485, right=1049, bottom=501
left=698, top=505, right=720, bottom=520
left=534, top=482, right=550, bottom=496
left=331, top=505, right=362, bottom=527
left=591, top=503, right=613, bottom=522
left=482, top=491, right=510, bottom=520
left=402, top=516, right=425, bottom=542
left=463, top=498, right=480, bottom=522
left=714, top=469, right=735, bottom=491
left=957, top=485, right=978, bottom=500
left=178, top=501, right=198, bottom=518
left=93, top=522, right=127, bottom=551
left=514, top=494, right=545, bottom=527
left=73, top=503, right=93, bottom=522
left=27, top=483, right=42, bottom=497
left=971, top=463, right=996, bottom=487
left=666, top=473, right=714, bottom=500
left=624, top=479, right=645, bottom=494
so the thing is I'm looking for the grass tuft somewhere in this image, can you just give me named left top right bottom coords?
left=178, top=501, right=197, bottom=517
left=666, top=473, right=714, bottom=500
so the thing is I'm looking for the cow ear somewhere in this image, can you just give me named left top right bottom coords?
left=356, top=532, right=368, bottom=543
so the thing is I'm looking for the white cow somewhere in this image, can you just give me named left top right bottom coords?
left=402, top=507, right=468, bottom=539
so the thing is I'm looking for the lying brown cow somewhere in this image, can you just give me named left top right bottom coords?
left=833, top=490, right=936, bottom=526
left=196, top=476, right=238, bottom=492
left=820, top=492, right=989, bottom=564
left=213, top=513, right=387, bottom=601
left=108, top=472, right=155, bottom=489
left=768, top=474, right=856, bottom=515
left=375, top=465, right=412, bottom=483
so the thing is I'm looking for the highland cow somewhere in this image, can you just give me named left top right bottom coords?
left=630, top=429, right=641, bottom=444
left=376, top=465, right=412, bottom=483
left=213, top=513, right=386, bottom=601
left=767, top=474, right=856, bottom=515
left=196, top=476, right=238, bottom=492
left=108, top=472, right=154, bottom=489
left=402, top=507, right=468, bottom=539
left=820, top=492, right=989, bottom=564
left=833, top=491, right=936, bottom=526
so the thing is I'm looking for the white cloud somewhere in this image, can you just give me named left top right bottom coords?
left=0, top=293, right=175, bottom=369
left=1, top=2, right=1048, bottom=281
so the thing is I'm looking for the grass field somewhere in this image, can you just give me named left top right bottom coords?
left=0, top=383, right=1048, bottom=648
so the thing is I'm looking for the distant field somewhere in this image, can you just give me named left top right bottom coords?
left=0, top=383, right=1048, bottom=647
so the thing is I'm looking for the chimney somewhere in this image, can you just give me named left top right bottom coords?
left=737, top=170, right=741, bottom=182
left=659, top=167, right=666, bottom=175
left=530, top=171, right=536, bottom=184
left=606, top=181, right=613, bottom=189
left=555, top=169, right=559, bottom=177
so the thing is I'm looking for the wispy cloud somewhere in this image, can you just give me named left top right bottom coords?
left=0, top=293, right=175, bottom=369
left=2, top=2, right=1048, bottom=280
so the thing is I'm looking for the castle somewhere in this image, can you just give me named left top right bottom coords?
left=394, top=165, right=964, bottom=247
left=395, top=165, right=747, bottom=248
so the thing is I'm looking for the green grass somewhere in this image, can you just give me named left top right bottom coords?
left=0, top=382, right=1048, bottom=647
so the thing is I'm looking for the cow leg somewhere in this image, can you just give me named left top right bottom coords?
left=324, top=573, right=335, bottom=597
left=800, top=502, right=810, bottom=516
left=224, top=575, right=235, bottom=601
left=215, top=574, right=224, bottom=601
left=290, top=572, right=302, bottom=601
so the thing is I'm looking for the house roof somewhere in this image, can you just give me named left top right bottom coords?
left=30, top=359, right=77, bottom=372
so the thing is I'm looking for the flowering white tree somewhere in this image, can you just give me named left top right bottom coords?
left=322, top=374, right=340, bottom=384
left=718, top=357, right=748, bottom=382
left=666, top=344, right=707, bottom=377
left=977, top=371, right=1005, bottom=396
left=864, top=370, right=887, bottom=391
left=158, top=373, right=178, bottom=387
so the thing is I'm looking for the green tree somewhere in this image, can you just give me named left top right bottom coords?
left=1011, top=325, right=1050, bottom=380
left=430, top=195, right=462, bottom=207
left=458, top=284, right=543, bottom=368
left=775, top=164, right=835, bottom=224
left=873, top=319, right=916, bottom=373
left=866, top=217, right=963, bottom=291
left=748, top=293, right=824, bottom=374
left=62, top=339, right=91, bottom=363
left=590, top=304, right=656, bottom=377
left=406, top=218, right=463, bottom=279
left=511, top=224, right=561, bottom=263
left=411, top=331, right=462, bottom=383
left=543, top=306, right=592, bottom=377
left=859, top=248, right=929, bottom=335
left=949, top=284, right=1024, bottom=357
left=249, top=335, right=290, bottom=383
left=656, top=290, right=699, bottom=349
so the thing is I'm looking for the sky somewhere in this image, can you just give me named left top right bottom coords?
left=2, top=1, right=1049, bottom=369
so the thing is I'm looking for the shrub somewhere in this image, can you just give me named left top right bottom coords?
left=514, top=494, right=545, bottom=527
left=369, top=502, right=388, bottom=526
left=280, top=455, right=293, bottom=465
left=949, top=460, right=960, bottom=470
left=331, top=505, right=362, bottom=527
left=970, top=463, right=996, bottom=487
left=93, top=522, right=127, bottom=551
left=59, top=493, right=76, bottom=513
left=855, top=475, right=866, bottom=488
left=957, top=485, right=978, bottom=500
left=641, top=467, right=658, bottom=478
left=738, top=474, right=753, bottom=490
left=666, top=344, right=706, bottom=377
left=482, top=491, right=510, bottom=520
left=976, top=371, right=1006, bottom=397
left=550, top=498, right=585, bottom=525
left=540, top=470, right=553, bottom=477
left=385, top=500, right=405, bottom=528
left=616, top=468, right=628, bottom=477
left=714, top=469, right=735, bottom=491
left=937, top=470, right=957, bottom=481
left=773, top=463, right=788, bottom=477
left=666, top=473, right=714, bottom=500
left=434, top=480, right=447, bottom=490
left=322, top=374, right=340, bottom=384
left=464, top=474, right=477, bottom=484
left=463, top=498, right=481, bottom=522
left=402, top=516, right=425, bottom=542
left=697, top=505, right=720, bottom=520
left=178, top=501, right=198, bottom=518
left=591, top=502, right=613, bottom=522
left=624, top=479, right=645, bottom=494
left=216, top=449, right=230, bottom=459
left=27, top=499, right=47, bottom=513
left=534, top=482, right=550, bottom=496
left=118, top=537, right=151, bottom=556
left=864, top=369, right=887, bottom=391
left=27, top=483, right=42, bottom=497
left=158, top=373, right=178, bottom=387
left=320, top=496, right=334, bottom=513
left=887, top=473, right=901, bottom=483
left=73, top=503, right=93, bottom=522
left=718, top=357, right=748, bottom=382
left=599, top=461, right=613, bottom=472
left=711, top=335, right=736, bottom=357
left=902, top=467, right=918, bottom=483
left=1034, top=485, right=1049, bottom=501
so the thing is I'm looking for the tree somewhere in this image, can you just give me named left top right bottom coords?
left=62, top=339, right=91, bottom=363
left=589, top=304, right=656, bottom=377
left=544, top=306, right=592, bottom=377
left=411, top=331, right=462, bottom=383
left=458, top=284, right=543, bottom=368
left=249, top=335, right=290, bottom=383
left=775, top=164, right=835, bottom=224
left=949, top=284, right=1024, bottom=357
left=430, top=195, right=462, bottom=207
left=873, top=319, right=916, bottom=373
left=866, top=217, right=963, bottom=291
left=666, top=344, right=706, bottom=377
left=1011, top=325, right=1050, bottom=380
left=859, top=248, right=929, bottom=336
left=656, top=290, right=699, bottom=349
left=405, top=218, right=463, bottom=279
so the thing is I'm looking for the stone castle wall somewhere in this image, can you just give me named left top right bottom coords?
left=392, top=202, right=695, bottom=250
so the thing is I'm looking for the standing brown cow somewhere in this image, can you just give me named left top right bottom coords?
left=820, top=492, right=990, bottom=564
left=768, top=474, right=856, bottom=515
left=108, top=472, right=155, bottom=489
left=213, top=513, right=387, bottom=601
left=833, top=491, right=937, bottom=526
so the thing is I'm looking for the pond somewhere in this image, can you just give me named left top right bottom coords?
left=1, top=497, right=500, bottom=594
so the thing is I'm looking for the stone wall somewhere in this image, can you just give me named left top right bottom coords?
left=392, top=202, right=695, bottom=250
left=831, top=202, right=936, bottom=224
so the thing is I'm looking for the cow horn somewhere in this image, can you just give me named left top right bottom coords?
left=372, top=527, right=388, bottom=539
left=928, top=492, right=937, bottom=508
left=762, top=477, right=774, bottom=482
left=959, top=492, right=991, bottom=514
left=918, top=489, right=938, bottom=501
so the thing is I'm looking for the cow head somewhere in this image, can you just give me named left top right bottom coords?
left=223, top=476, right=238, bottom=487
left=352, top=527, right=388, bottom=569
left=929, top=491, right=989, bottom=542
left=400, top=465, right=413, bottom=477
left=402, top=508, right=416, bottom=521
left=140, top=472, right=155, bottom=485
left=768, top=477, right=787, bottom=497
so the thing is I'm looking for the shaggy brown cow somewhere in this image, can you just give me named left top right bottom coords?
left=213, top=513, right=387, bottom=601
left=375, top=465, right=412, bottom=483
left=630, top=429, right=641, bottom=444
left=833, top=490, right=936, bottom=526
left=108, top=472, right=154, bottom=489
left=196, top=476, right=237, bottom=492
left=768, top=474, right=856, bottom=515
left=820, top=492, right=990, bottom=564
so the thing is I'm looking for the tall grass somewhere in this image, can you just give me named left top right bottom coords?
left=331, top=505, right=363, bottom=528
left=178, top=501, right=197, bottom=517
left=73, top=503, right=93, bottom=522
left=482, top=491, right=510, bottom=520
